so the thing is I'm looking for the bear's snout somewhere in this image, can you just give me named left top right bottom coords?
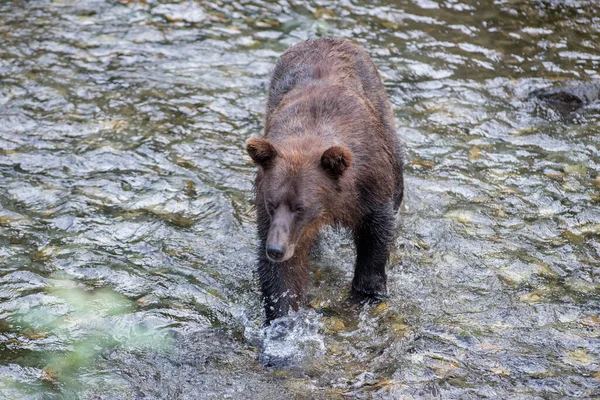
left=265, top=238, right=295, bottom=262
left=265, top=206, right=295, bottom=262
left=266, top=243, right=286, bottom=261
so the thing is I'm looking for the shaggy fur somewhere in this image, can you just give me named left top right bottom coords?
left=246, top=38, right=404, bottom=324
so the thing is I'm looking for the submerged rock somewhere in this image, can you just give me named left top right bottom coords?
left=152, top=2, right=206, bottom=23
left=322, top=316, right=346, bottom=334
left=530, top=82, right=600, bottom=113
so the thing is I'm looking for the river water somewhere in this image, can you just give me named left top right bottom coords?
left=0, top=0, right=599, bottom=398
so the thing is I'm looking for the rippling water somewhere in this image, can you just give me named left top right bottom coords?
left=1, top=0, right=599, bottom=398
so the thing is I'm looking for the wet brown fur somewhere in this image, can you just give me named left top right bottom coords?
left=247, top=38, right=404, bottom=323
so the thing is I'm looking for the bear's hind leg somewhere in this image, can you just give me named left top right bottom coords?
left=393, top=152, right=404, bottom=212
left=351, top=202, right=395, bottom=298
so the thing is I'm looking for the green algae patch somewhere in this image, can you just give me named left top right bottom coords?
left=8, top=282, right=173, bottom=391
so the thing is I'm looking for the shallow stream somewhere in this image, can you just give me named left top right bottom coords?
left=0, top=0, right=599, bottom=398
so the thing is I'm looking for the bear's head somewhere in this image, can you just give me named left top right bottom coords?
left=246, top=136, right=352, bottom=262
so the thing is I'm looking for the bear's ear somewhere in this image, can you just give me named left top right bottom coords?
left=246, top=137, right=277, bottom=168
left=321, top=146, right=352, bottom=178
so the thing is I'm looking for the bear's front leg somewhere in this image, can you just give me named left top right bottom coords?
left=257, top=253, right=308, bottom=323
left=351, top=202, right=396, bottom=298
left=255, top=201, right=310, bottom=323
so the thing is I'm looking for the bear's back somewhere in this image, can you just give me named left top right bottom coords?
left=265, top=38, right=396, bottom=138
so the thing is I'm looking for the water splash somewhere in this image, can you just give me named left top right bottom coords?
left=246, top=309, right=325, bottom=368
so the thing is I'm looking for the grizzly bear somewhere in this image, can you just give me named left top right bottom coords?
left=246, top=38, right=404, bottom=324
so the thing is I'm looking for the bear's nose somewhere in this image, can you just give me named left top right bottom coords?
left=266, top=244, right=285, bottom=261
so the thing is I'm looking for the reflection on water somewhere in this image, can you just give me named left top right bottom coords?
left=0, top=0, right=599, bottom=398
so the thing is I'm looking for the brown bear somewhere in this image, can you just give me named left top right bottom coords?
left=246, top=38, right=404, bottom=324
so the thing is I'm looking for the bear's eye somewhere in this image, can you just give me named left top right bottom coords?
left=293, top=205, right=306, bottom=213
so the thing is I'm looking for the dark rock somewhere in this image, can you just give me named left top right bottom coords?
left=529, top=82, right=600, bottom=113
